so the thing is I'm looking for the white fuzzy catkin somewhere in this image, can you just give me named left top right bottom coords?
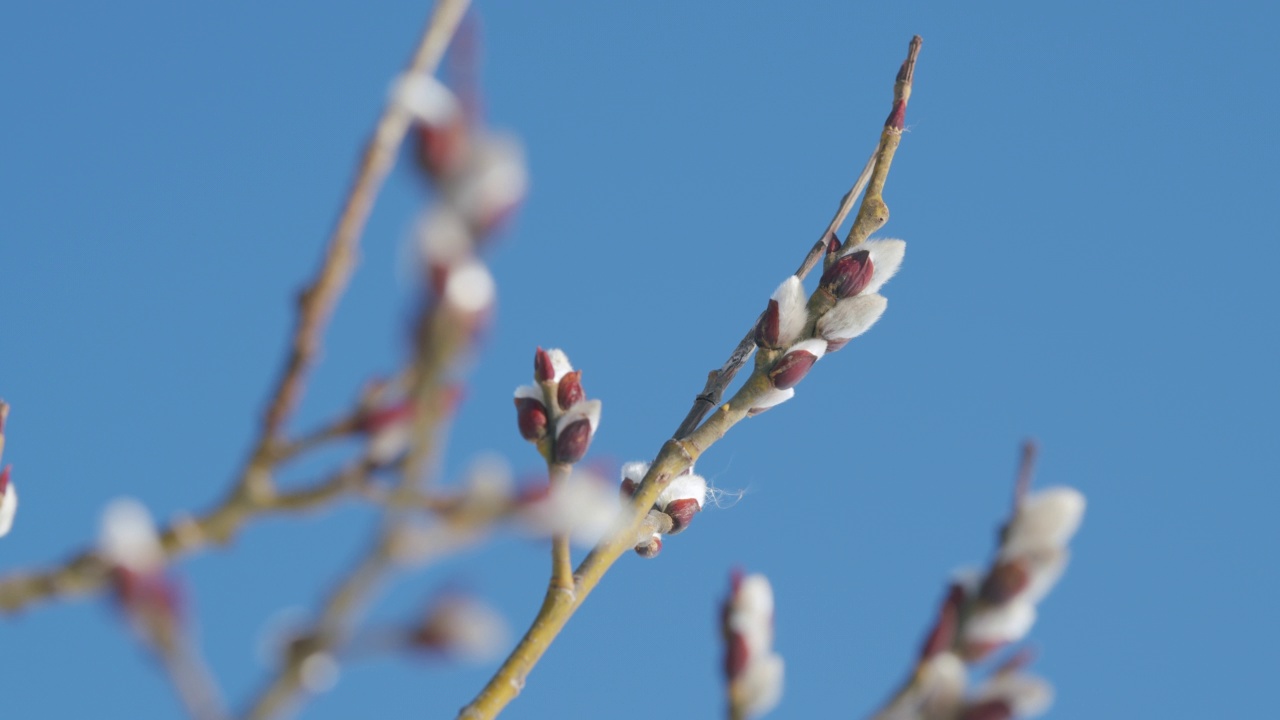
left=391, top=73, right=460, bottom=126
left=845, top=238, right=905, bottom=296
left=100, top=498, right=164, bottom=572
left=964, top=599, right=1037, bottom=646
left=656, top=472, right=708, bottom=510
left=817, top=293, right=888, bottom=341
left=750, top=387, right=795, bottom=414
left=621, top=461, right=651, bottom=484
left=450, top=133, right=528, bottom=225
left=782, top=338, right=828, bottom=362
left=1000, top=487, right=1086, bottom=558
left=443, top=258, right=496, bottom=313
left=771, top=275, right=808, bottom=347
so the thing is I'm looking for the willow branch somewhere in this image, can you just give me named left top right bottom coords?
left=461, top=36, right=923, bottom=719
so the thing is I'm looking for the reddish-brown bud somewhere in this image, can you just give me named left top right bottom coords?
left=724, top=631, right=750, bottom=680
left=620, top=478, right=639, bottom=498
left=754, top=299, right=781, bottom=348
left=980, top=560, right=1031, bottom=605
left=514, top=397, right=548, bottom=442
left=769, top=350, right=819, bottom=390
left=534, top=347, right=555, bottom=382
left=663, top=498, right=700, bottom=535
left=0, top=466, right=10, bottom=496
left=557, top=370, right=584, bottom=409
left=112, top=566, right=183, bottom=623
left=958, top=700, right=1014, bottom=720
left=820, top=250, right=874, bottom=299
left=361, top=402, right=413, bottom=434
left=825, top=231, right=841, bottom=257
left=634, top=535, right=662, bottom=558
left=920, top=583, right=965, bottom=660
left=886, top=99, right=907, bottom=131
left=554, top=419, right=592, bottom=464
left=415, top=120, right=468, bottom=180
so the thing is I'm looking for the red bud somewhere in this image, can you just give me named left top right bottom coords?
left=980, top=560, right=1031, bottom=605
left=415, top=120, right=468, bottom=180
left=724, top=631, right=750, bottom=680
left=825, top=231, right=841, bottom=257
left=554, top=419, right=592, bottom=464
left=634, top=535, right=662, bottom=558
left=820, top=250, right=874, bottom=299
left=557, top=370, right=584, bottom=409
left=754, top=299, right=781, bottom=348
left=769, top=350, right=818, bottom=390
left=534, top=347, right=554, bottom=382
left=620, top=478, right=638, bottom=498
left=663, top=498, right=700, bottom=535
left=0, top=466, right=10, bottom=495
left=958, top=700, right=1014, bottom=720
left=514, top=397, right=548, bottom=441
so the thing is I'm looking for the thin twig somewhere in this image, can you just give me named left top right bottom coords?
left=155, top=636, right=230, bottom=720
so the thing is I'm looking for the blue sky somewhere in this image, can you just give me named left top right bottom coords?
left=2, top=1, right=1277, bottom=718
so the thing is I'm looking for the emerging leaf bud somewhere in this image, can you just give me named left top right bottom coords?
left=513, top=386, right=548, bottom=442
left=769, top=339, right=827, bottom=390
left=634, top=533, right=662, bottom=558
left=557, top=370, right=584, bottom=409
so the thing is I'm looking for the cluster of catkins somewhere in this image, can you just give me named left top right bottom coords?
left=887, top=485, right=1086, bottom=720
left=513, top=348, right=602, bottom=465
left=749, top=237, right=906, bottom=415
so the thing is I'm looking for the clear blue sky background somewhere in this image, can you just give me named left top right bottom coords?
left=2, top=1, right=1277, bottom=718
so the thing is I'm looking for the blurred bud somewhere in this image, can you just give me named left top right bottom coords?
left=979, top=560, right=1031, bottom=605
left=513, top=386, right=548, bottom=442
left=100, top=499, right=182, bottom=631
left=620, top=478, right=638, bottom=498
left=443, top=258, right=496, bottom=315
left=634, top=533, right=662, bottom=558
left=0, top=466, right=16, bottom=538
left=417, top=204, right=473, bottom=272
left=769, top=339, right=827, bottom=390
left=553, top=399, right=601, bottom=464
left=962, top=600, right=1036, bottom=659
left=362, top=401, right=414, bottom=464
left=411, top=594, right=510, bottom=663
left=971, top=671, right=1054, bottom=719
left=416, top=120, right=469, bottom=180
left=816, top=293, right=888, bottom=351
left=1000, top=487, right=1085, bottom=558
left=920, top=583, right=964, bottom=660
left=100, top=498, right=164, bottom=574
left=916, top=652, right=968, bottom=719
left=557, top=370, right=584, bottom=409
left=450, top=133, right=527, bottom=231
left=516, top=470, right=618, bottom=545
left=820, top=249, right=874, bottom=299
left=723, top=572, right=784, bottom=719
left=392, top=73, right=461, bottom=128
left=748, top=387, right=795, bottom=416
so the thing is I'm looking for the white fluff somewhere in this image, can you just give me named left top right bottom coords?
left=100, top=498, right=163, bottom=572
left=443, top=258, right=496, bottom=313
left=427, top=596, right=511, bottom=663
left=749, top=387, right=795, bottom=414
left=656, top=472, right=708, bottom=510
left=517, top=472, right=619, bottom=546
left=732, top=652, right=785, bottom=719
left=727, top=573, right=784, bottom=719
left=844, top=238, right=905, bottom=295
left=963, top=599, right=1037, bottom=646
left=771, top=275, right=808, bottom=347
left=782, top=338, right=828, bottom=362
left=817, top=293, right=888, bottom=341
left=450, top=133, right=528, bottom=225
left=1019, top=547, right=1069, bottom=606
left=556, top=399, right=602, bottom=437
left=513, top=385, right=542, bottom=401
left=391, top=73, right=460, bottom=126
left=0, top=479, right=16, bottom=538
left=621, top=461, right=651, bottom=484
left=1001, top=486, right=1086, bottom=558
left=544, top=348, right=574, bottom=382
left=417, top=205, right=472, bottom=267
left=975, top=672, right=1055, bottom=717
